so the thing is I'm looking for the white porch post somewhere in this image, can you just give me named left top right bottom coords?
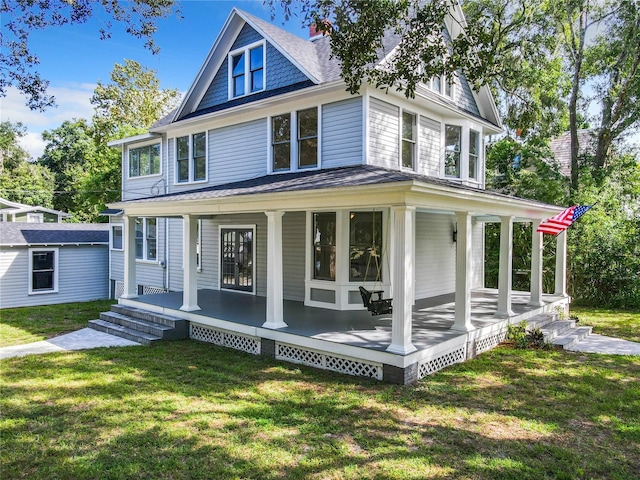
left=121, top=215, right=138, bottom=299
left=555, top=230, right=568, bottom=296
left=180, top=214, right=200, bottom=312
left=453, top=211, right=474, bottom=332
left=495, top=216, right=515, bottom=317
left=387, top=206, right=417, bottom=355
left=263, top=211, right=287, bottom=329
left=529, top=219, right=545, bottom=306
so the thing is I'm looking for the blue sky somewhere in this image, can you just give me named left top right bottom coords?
left=1, top=0, right=307, bottom=158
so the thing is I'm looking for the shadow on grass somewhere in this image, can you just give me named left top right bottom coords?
left=1, top=340, right=639, bottom=479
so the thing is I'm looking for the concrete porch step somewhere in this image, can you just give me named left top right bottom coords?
left=526, top=314, right=557, bottom=330
left=99, top=311, right=175, bottom=339
left=110, top=304, right=187, bottom=331
left=551, top=326, right=594, bottom=349
left=540, top=320, right=577, bottom=342
left=88, top=319, right=162, bottom=346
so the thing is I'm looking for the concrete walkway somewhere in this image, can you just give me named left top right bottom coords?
left=565, top=334, right=640, bottom=356
left=1, top=327, right=638, bottom=360
left=0, top=328, right=140, bottom=360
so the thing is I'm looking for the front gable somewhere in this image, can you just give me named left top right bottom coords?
left=175, top=10, right=320, bottom=122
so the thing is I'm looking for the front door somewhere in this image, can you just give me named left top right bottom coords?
left=221, top=228, right=253, bottom=292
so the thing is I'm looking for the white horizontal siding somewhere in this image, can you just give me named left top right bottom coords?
left=322, top=97, right=363, bottom=168
left=282, top=211, right=306, bottom=301
left=418, top=115, right=441, bottom=177
left=415, top=212, right=457, bottom=299
left=0, top=246, right=109, bottom=308
left=369, top=97, right=399, bottom=169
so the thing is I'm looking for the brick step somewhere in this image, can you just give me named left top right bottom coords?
left=540, top=320, right=577, bottom=342
left=88, top=319, right=162, bottom=346
left=551, top=326, right=593, bottom=349
left=99, top=311, right=175, bottom=339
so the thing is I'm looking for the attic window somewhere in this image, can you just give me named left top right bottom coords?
left=229, top=41, right=265, bottom=99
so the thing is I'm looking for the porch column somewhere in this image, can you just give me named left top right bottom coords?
left=555, top=230, right=568, bottom=296
left=387, top=206, right=417, bottom=355
left=121, top=215, right=137, bottom=299
left=495, top=216, right=515, bottom=317
left=263, top=211, right=287, bottom=329
left=180, top=214, right=200, bottom=312
left=529, top=219, right=544, bottom=306
left=453, top=211, right=474, bottom=332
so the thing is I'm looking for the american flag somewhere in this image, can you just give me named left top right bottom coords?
left=536, top=205, right=592, bottom=235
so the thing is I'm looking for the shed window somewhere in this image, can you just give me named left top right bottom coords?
left=30, top=249, right=57, bottom=293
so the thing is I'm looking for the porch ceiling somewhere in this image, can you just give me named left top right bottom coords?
left=110, top=165, right=562, bottom=220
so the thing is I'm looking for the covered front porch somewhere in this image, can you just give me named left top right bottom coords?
left=120, top=287, right=568, bottom=383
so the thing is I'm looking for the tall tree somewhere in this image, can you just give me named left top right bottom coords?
left=0, top=121, right=54, bottom=207
left=0, top=0, right=179, bottom=110
left=91, top=59, right=181, bottom=141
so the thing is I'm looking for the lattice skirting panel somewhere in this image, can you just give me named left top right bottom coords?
left=276, top=343, right=383, bottom=380
left=190, top=324, right=260, bottom=355
left=142, top=285, right=167, bottom=295
left=475, top=331, right=507, bottom=355
left=114, top=281, right=124, bottom=299
left=417, top=347, right=466, bottom=379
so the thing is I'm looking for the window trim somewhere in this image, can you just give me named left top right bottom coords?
left=269, top=106, right=321, bottom=174
left=429, top=74, right=455, bottom=99
left=348, top=210, right=384, bottom=284
left=111, top=225, right=123, bottom=251
left=127, top=141, right=162, bottom=179
left=444, top=124, right=462, bottom=178
left=135, top=217, right=158, bottom=263
left=469, top=129, right=480, bottom=180
left=28, top=248, right=59, bottom=295
left=227, top=40, right=266, bottom=100
left=174, top=132, right=208, bottom=185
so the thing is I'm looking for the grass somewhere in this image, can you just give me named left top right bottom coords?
left=1, top=301, right=639, bottom=479
left=570, top=306, right=640, bottom=343
left=0, top=299, right=115, bottom=347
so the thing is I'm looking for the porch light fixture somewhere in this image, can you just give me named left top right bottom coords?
left=452, top=228, right=457, bottom=243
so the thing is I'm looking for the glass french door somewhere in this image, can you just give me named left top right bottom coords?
left=220, top=228, right=253, bottom=292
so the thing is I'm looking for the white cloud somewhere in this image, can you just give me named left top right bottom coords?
left=1, top=83, right=96, bottom=159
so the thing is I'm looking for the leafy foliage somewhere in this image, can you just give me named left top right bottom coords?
left=0, top=121, right=54, bottom=207
left=0, top=0, right=179, bottom=110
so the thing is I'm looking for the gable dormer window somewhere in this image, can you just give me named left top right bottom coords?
left=176, top=132, right=207, bottom=183
left=229, top=41, right=265, bottom=99
left=430, top=75, right=454, bottom=99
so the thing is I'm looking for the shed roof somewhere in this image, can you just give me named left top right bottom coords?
left=0, top=223, right=109, bottom=246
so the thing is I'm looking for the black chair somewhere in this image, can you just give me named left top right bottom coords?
left=359, top=286, right=393, bottom=316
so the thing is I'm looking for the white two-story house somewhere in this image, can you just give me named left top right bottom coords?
left=99, top=6, right=570, bottom=384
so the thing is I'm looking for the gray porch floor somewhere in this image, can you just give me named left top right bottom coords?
left=127, top=289, right=566, bottom=352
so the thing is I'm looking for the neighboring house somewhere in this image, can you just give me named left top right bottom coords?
left=100, top=7, right=571, bottom=384
left=0, top=197, right=72, bottom=223
left=0, top=223, right=109, bottom=308
left=548, top=129, right=596, bottom=177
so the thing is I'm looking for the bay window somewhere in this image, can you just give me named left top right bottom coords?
left=313, top=213, right=336, bottom=281
left=402, top=111, right=416, bottom=169
left=469, top=130, right=479, bottom=180
left=349, top=211, right=383, bottom=282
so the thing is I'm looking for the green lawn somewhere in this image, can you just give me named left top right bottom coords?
left=0, top=300, right=115, bottom=347
left=1, top=301, right=639, bottom=479
left=570, top=306, right=640, bottom=343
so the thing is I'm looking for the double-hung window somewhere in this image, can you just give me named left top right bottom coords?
left=401, top=111, right=416, bottom=169
left=229, top=42, right=265, bottom=99
left=29, top=248, right=58, bottom=294
left=444, top=125, right=462, bottom=177
left=135, top=218, right=157, bottom=261
left=271, top=107, right=318, bottom=172
left=111, top=225, right=123, bottom=250
left=349, top=211, right=383, bottom=282
left=176, top=133, right=206, bottom=183
left=469, top=130, right=479, bottom=180
left=129, top=143, right=160, bottom=177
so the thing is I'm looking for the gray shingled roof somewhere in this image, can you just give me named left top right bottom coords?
left=116, top=165, right=554, bottom=209
left=0, top=223, right=109, bottom=246
left=549, top=129, right=596, bottom=177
